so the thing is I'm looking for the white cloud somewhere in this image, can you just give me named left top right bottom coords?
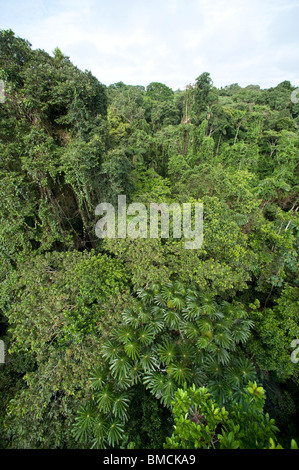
left=1, top=0, right=298, bottom=89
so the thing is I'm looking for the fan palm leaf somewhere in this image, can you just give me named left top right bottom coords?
left=122, top=308, right=142, bottom=329
left=92, top=414, right=109, bottom=446
left=96, top=384, right=114, bottom=413
left=90, top=367, right=108, bottom=391
left=139, top=352, right=158, bottom=372
left=236, top=358, right=256, bottom=383
left=178, top=342, right=196, bottom=363
left=197, top=317, right=214, bottom=334
left=143, top=372, right=165, bottom=397
left=183, top=321, right=200, bottom=339
left=124, top=340, right=140, bottom=360
left=214, top=330, right=232, bottom=349
left=116, top=325, right=135, bottom=344
left=182, top=300, right=203, bottom=320
left=137, top=324, right=156, bottom=345
left=112, top=393, right=130, bottom=420
left=110, top=355, right=133, bottom=380
left=107, top=420, right=124, bottom=447
left=101, top=340, right=122, bottom=361
left=157, top=340, right=176, bottom=365
left=167, top=362, right=192, bottom=385
left=203, top=357, right=224, bottom=378
left=73, top=402, right=96, bottom=442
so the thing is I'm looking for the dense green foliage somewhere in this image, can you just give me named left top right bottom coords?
left=0, top=30, right=298, bottom=449
left=164, top=383, right=298, bottom=449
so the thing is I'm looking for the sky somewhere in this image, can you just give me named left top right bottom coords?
left=1, top=0, right=298, bottom=91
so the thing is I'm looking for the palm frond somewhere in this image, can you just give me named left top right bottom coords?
left=137, top=305, right=151, bottom=323
left=203, top=357, right=223, bottom=378
left=171, top=295, right=185, bottom=310
left=196, top=336, right=211, bottom=349
left=129, top=362, right=142, bottom=383
left=236, top=357, right=256, bottom=383
left=107, top=420, right=124, bottom=447
left=153, top=293, right=166, bottom=307
left=173, top=281, right=187, bottom=297
left=207, top=379, right=230, bottom=406
left=137, top=324, right=156, bottom=345
left=225, top=366, right=243, bottom=388
left=101, top=340, right=122, bottom=361
left=110, top=355, right=133, bottom=380
left=160, top=283, right=175, bottom=302
left=211, top=345, right=231, bottom=365
left=178, top=342, right=196, bottom=363
left=161, top=378, right=177, bottom=407
left=214, top=330, right=232, bottom=349
left=143, top=371, right=166, bottom=397
left=112, top=393, right=130, bottom=421
left=117, top=375, right=133, bottom=390
left=92, top=414, right=109, bottom=446
left=122, top=308, right=142, bottom=329
left=139, top=352, right=158, bottom=372
left=182, top=321, right=200, bottom=340
left=73, top=402, right=96, bottom=442
left=157, top=340, right=176, bottom=365
left=197, top=317, right=214, bottom=334
left=136, top=287, right=154, bottom=304
left=163, top=308, right=182, bottom=329
left=124, top=341, right=140, bottom=360
left=116, top=325, right=135, bottom=344
left=231, top=323, right=251, bottom=343
left=167, top=362, right=192, bottom=385
left=190, top=366, right=206, bottom=386
left=96, top=384, right=114, bottom=413
left=90, top=367, right=108, bottom=391
left=183, top=300, right=203, bottom=320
